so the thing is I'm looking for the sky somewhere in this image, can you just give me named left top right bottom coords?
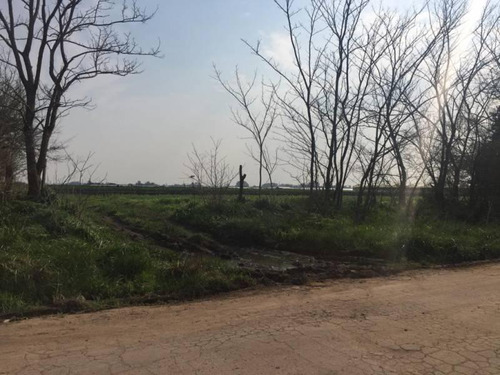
left=51, top=0, right=292, bottom=185
left=49, top=0, right=483, bottom=186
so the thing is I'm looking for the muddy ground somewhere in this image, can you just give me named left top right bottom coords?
left=105, top=214, right=405, bottom=284
left=2, top=263, right=499, bottom=374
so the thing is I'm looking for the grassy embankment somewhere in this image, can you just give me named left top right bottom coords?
left=1, top=193, right=500, bottom=317
left=0, top=198, right=252, bottom=317
left=91, top=194, right=500, bottom=263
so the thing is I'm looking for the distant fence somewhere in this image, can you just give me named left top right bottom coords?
left=51, top=185, right=312, bottom=196
left=50, top=184, right=434, bottom=198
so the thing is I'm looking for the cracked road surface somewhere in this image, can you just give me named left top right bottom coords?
left=2, top=264, right=500, bottom=375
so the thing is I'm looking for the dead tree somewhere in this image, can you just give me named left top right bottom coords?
left=213, top=67, right=278, bottom=192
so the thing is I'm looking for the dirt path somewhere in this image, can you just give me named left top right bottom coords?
left=2, top=264, right=500, bottom=375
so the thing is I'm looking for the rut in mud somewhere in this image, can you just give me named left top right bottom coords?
left=105, top=214, right=400, bottom=283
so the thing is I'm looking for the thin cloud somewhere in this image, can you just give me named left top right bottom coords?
left=262, top=32, right=295, bottom=72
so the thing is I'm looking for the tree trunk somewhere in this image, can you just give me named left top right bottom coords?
left=398, top=169, right=407, bottom=209
left=434, top=149, right=450, bottom=206
left=332, top=180, right=343, bottom=210
left=309, top=139, right=315, bottom=195
left=258, top=150, right=263, bottom=194
left=3, top=159, right=14, bottom=199
left=24, top=127, right=41, bottom=199
left=23, top=92, right=42, bottom=200
left=434, top=178, right=445, bottom=205
left=268, top=172, right=274, bottom=196
left=451, top=178, right=458, bottom=201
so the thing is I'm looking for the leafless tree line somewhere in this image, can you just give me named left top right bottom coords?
left=219, top=0, right=500, bottom=215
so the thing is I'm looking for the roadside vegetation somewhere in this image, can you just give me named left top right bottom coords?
left=2, top=191, right=498, bottom=317
left=0, top=197, right=253, bottom=317
left=90, top=194, right=500, bottom=264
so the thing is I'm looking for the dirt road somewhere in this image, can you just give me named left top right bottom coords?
left=2, top=264, right=500, bottom=375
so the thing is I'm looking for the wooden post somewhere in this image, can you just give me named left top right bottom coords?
left=238, top=165, right=247, bottom=202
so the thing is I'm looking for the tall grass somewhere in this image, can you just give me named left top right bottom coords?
left=169, top=196, right=500, bottom=263
left=3, top=194, right=499, bottom=316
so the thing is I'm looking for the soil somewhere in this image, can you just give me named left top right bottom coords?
left=2, top=263, right=499, bottom=374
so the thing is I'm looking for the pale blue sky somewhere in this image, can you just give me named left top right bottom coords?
left=53, top=0, right=421, bottom=185
left=55, top=0, right=290, bottom=185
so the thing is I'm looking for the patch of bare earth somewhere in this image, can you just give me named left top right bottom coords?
left=2, top=264, right=499, bottom=374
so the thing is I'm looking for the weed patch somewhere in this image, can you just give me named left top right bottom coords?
left=0, top=199, right=251, bottom=316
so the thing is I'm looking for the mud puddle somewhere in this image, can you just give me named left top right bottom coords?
left=226, top=247, right=327, bottom=271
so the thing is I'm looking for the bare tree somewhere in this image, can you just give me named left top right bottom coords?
left=418, top=0, right=496, bottom=205
left=0, top=0, right=160, bottom=199
left=244, top=0, right=326, bottom=195
left=261, top=146, right=281, bottom=190
left=57, top=151, right=104, bottom=186
left=186, top=138, right=236, bottom=194
left=363, top=7, right=437, bottom=208
left=213, top=67, right=279, bottom=192
left=312, top=0, right=364, bottom=201
left=315, top=0, right=385, bottom=209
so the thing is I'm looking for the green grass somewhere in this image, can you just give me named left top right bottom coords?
left=82, top=194, right=500, bottom=263
left=2, top=193, right=499, bottom=317
left=168, top=196, right=500, bottom=263
left=0, top=199, right=252, bottom=316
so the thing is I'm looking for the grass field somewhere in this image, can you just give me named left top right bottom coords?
left=0, top=198, right=253, bottom=316
left=87, top=194, right=500, bottom=262
left=1, top=193, right=500, bottom=317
